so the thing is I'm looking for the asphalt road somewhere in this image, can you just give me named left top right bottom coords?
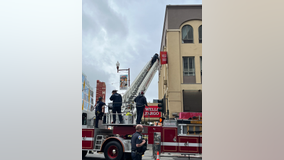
left=83, top=153, right=104, bottom=160
left=83, top=153, right=202, bottom=160
left=83, top=144, right=201, bottom=160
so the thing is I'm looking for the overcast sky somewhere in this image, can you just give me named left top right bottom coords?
left=82, top=0, right=202, bottom=104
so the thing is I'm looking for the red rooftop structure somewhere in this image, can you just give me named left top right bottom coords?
left=95, top=80, right=106, bottom=103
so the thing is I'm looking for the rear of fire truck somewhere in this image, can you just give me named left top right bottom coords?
left=149, top=113, right=202, bottom=159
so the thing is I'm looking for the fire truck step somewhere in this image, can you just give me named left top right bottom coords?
left=95, top=135, right=104, bottom=149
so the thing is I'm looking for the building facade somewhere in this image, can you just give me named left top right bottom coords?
left=82, top=73, right=94, bottom=111
left=159, top=5, right=202, bottom=118
left=95, top=80, right=106, bottom=103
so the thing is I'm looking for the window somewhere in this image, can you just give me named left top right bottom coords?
left=182, top=25, right=193, bottom=43
left=183, top=57, right=195, bottom=76
left=183, top=57, right=196, bottom=83
left=199, top=25, right=202, bottom=43
left=84, top=101, right=87, bottom=109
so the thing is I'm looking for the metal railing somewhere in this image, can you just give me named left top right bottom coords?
left=178, top=123, right=202, bottom=135
left=102, top=102, right=137, bottom=125
left=102, top=112, right=135, bottom=125
left=92, top=101, right=152, bottom=126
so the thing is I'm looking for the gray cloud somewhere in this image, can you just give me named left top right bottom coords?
left=82, top=0, right=202, bottom=104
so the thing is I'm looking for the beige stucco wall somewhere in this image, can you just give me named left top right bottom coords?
left=158, top=20, right=202, bottom=118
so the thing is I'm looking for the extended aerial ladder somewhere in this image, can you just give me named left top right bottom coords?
left=117, top=59, right=160, bottom=123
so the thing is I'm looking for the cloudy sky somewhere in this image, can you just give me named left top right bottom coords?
left=82, top=0, right=202, bottom=104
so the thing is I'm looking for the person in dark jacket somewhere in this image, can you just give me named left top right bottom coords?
left=110, top=90, right=123, bottom=124
left=151, top=53, right=159, bottom=66
left=134, top=91, right=148, bottom=124
left=95, top=97, right=105, bottom=128
left=131, top=124, right=146, bottom=160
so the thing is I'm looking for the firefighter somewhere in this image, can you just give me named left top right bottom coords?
left=131, top=124, right=146, bottom=160
left=151, top=53, right=159, bottom=66
left=110, top=90, right=123, bottom=124
left=148, top=53, right=159, bottom=71
left=95, top=97, right=105, bottom=128
left=134, top=91, right=148, bottom=124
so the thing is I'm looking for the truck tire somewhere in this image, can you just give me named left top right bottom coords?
left=82, top=151, right=87, bottom=158
left=104, top=141, right=123, bottom=160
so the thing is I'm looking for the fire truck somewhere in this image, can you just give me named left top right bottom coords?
left=82, top=59, right=202, bottom=159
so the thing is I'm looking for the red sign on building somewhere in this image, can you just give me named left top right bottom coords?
left=160, top=51, right=167, bottom=65
left=143, top=106, right=161, bottom=118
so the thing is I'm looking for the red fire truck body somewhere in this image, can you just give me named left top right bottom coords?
left=82, top=128, right=94, bottom=150
left=150, top=126, right=202, bottom=154
left=82, top=112, right=202, bottom=159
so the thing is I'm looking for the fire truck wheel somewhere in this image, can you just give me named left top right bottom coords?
left=82, top=151, right=87, bottom=158
left=104, top=141, right=123, bottom=160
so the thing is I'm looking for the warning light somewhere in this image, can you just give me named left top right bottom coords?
left=159, top=117, right=165, bottom=123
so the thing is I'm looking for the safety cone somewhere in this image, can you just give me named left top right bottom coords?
left=157, top=151, right=160, bottom=160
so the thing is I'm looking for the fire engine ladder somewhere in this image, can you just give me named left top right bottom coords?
left=122, top=59, right=160, bottom=115
left=94, top=135, right=104, bottom=150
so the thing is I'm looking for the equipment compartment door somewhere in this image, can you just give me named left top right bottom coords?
left=178, top=136, right=200, bottom=153
left=82, top=129, right=94, bottom=149
left=162, top=127, right=178, bottom=152
left=147, top=126, right=162, bottom=144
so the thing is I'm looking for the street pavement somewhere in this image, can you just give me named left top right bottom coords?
left=84, top=144, right=202, bottom=160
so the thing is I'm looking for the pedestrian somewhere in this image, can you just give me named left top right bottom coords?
left=110, top=90, right=123, bottom=124
left=134, top=91, right=148, bottom=124
left=131, top=124, right=147, bottom=160
left=94, top=97, right=105, bottom=128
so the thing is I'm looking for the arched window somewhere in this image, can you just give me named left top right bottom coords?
left=182, top=25, right=193, bottom=43
left=199, top=25, right=202, bottom=43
